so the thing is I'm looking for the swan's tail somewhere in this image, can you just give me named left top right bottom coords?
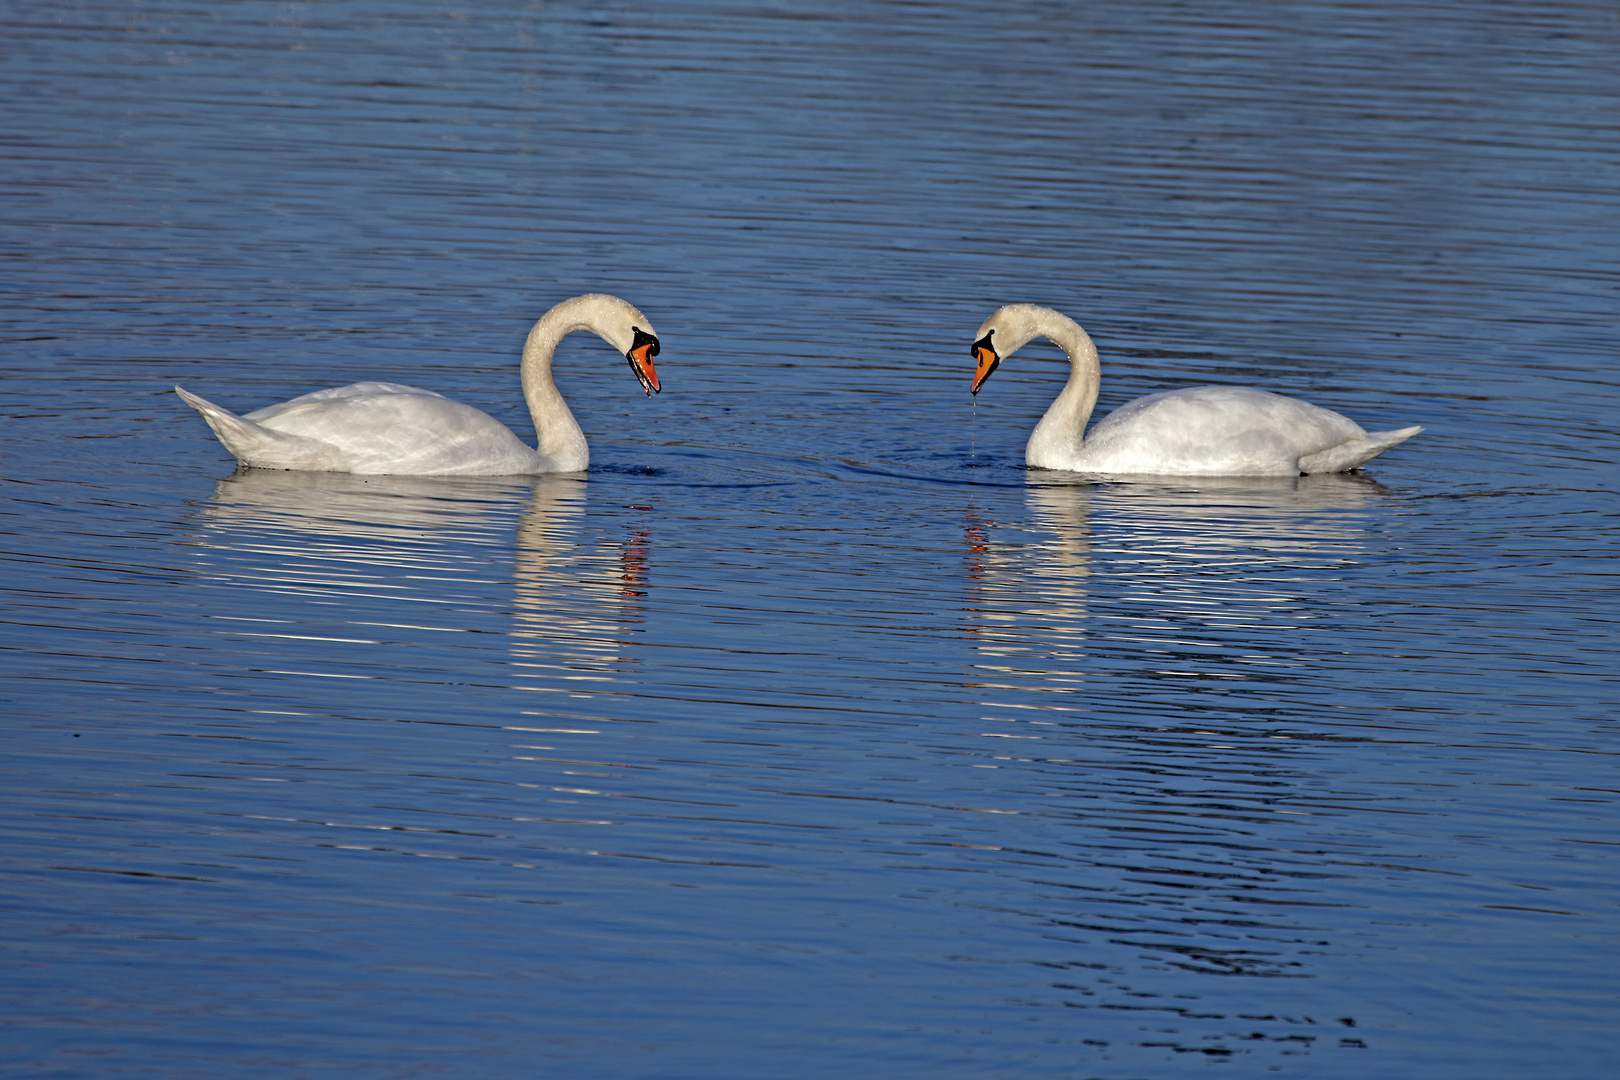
left=175, top=386, right=343, bottom=471
left=1298, top=425, right=1423, bottom=474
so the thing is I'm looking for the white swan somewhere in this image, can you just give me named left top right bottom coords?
left=176, top=293, right=661, bottom=476
left=971, top=304, right=1421, bottom=476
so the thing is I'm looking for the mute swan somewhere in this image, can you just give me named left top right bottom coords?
left=176, top=293, right=661, bottom=475
left=971, top=304, right=1421, bottom=476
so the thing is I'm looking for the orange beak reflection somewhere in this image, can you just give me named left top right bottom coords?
left=970, top=333, right=999, bottom=395
left=627, top=328, right=661, bottom=395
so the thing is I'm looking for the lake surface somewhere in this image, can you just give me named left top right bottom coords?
left=3, top=1, right=1618, bottom=1077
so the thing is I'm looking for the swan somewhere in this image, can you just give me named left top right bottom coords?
left=970, top=304, right=1421, bottom=476
left=176, top=293, right=661, bottom=476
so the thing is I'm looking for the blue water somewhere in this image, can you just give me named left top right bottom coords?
left=3, top=2, right=1618, bottom=1077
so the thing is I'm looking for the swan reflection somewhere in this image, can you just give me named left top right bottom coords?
left=964, top=489, right=1090, bottom=684
left=187, top=470, right=649, bottom=680
left=1073, top=471, right=1392, bottom=568
left=510, top=481, right=650, bottom=680
left=964, top=473, right=1396, bottom=705
left=199, top=469, right=531, bottom=541
left=190, top=470, right=535, bottom=591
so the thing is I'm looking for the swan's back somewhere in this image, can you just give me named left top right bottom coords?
left=243, top=381, right=443, bottom=422
left=245, top=382, right=541, bottom=476
left=1077, top=386, right=1374, bottom=476
left=178, top=381, right=544, bottom=476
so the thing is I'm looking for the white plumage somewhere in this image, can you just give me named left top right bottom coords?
left=177, top=293, right=661, bottom=476
left=970, top=304, right=1421, bottom=476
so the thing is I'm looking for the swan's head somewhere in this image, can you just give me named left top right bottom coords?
left=624, top=325, right=661, bottom=396
left=550, top=293, right=662, bottom=395
left=970, top=304, right=1084, bottom=394
left=970, top=305, right=1043, bottom=394
left=970, top=328, right=1000, bottom=394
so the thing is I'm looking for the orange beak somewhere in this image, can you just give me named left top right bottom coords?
left=627, top=327, right=661, bottom=395
left=970, top=332, right=999, bottom=395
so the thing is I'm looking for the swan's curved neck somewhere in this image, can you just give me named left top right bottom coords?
left=1023, top=311, right=1102, bottom=466
left=519, top=296, right=616, bottom=472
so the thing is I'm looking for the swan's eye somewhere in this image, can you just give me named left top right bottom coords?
left=630, top=327, right=660, bottom=358
left=970, top=330, right=1001, bottom=395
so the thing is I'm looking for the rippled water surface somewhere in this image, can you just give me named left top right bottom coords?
left=4, top=2, right=1618, bottom=1077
